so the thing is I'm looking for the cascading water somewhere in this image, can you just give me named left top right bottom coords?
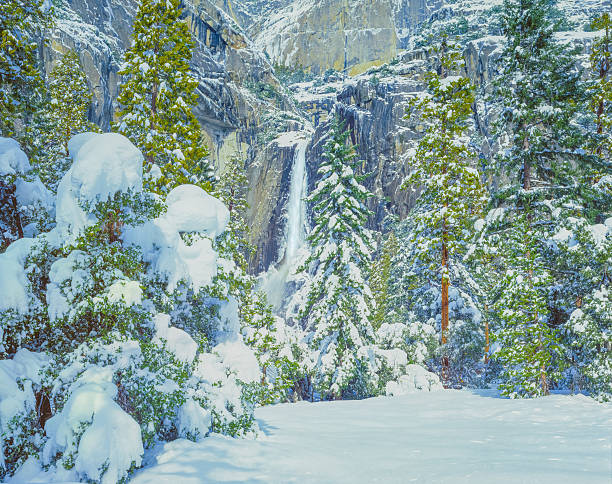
left=283, top=138, right=308, bottom=265
left=261, top=135, right=310, bottom=310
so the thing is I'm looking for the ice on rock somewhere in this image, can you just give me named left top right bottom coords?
left=0, top=137, right=30, bottom=176
left=56, top=133, right=143, bottom=241
left=386, top=364, right=443, bottom=396
left=43, top=366, right=143, bottom=484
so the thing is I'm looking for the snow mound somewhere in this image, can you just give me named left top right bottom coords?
left=43, top=366, right=143, bottom=484
left=0, top=238, right=36, bottom=314
left=124, top=185, right=230, bottom=291
left=0, top=137, right=30, bottom=176
left=153, top=313, right=198, bottom=364
left=177, top=399, right=212, bottom=440
left=386, top=364, right=443, bottom=396
left=56, top=132, right=143, bottom=240
left=165, top=184, right=229, bottom=237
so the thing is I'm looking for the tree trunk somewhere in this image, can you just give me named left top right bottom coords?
left=484, top=305, right=490, bottom=365
left=441, top=239, right=449, bottom=384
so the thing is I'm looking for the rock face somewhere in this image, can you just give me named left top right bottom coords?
left=254, top=0, right=399, bottom=76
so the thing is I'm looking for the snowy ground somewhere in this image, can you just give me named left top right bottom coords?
left=128, top=390, right=611, bottom=484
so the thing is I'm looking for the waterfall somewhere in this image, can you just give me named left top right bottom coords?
left=284, top=138, right=308, bottom=264
left=261, top=134, right=310, bottom=309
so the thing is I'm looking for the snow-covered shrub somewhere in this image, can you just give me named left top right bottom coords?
left=0, top=349, right=48, bottom=480
left=385, top=364, right=443, bottom=396
left=0, top=133, right=266, bottom=481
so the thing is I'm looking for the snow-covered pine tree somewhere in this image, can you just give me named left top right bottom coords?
left=32, top=50, right=95, bottom=192
left=0, top=0, right=49, bottom=138
left=369, top=231, right=399, bottom=329
left=0, top=0, right=51, bottom=250
left=486, top=0, right=593, bottom=397
left=114, top=0, right=214, bottom=194
left=298, top=116, right=376, bottom=400
left=589, top=12, right=611, bottom=156
left=401, top=36, right=487, bottom=383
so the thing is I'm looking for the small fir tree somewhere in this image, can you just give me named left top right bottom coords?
left=114, top=0, right=214, bottom=194
left=0, top=0, right=49, bottom=138
left=369, top=231, right=399, bottom=330
left=297, top=116, right=376, bottom=399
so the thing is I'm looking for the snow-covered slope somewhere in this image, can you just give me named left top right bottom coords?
left=123, top=391, right=611, bottom=483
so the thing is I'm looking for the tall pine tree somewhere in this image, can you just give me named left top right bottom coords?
left=401, top=36, right=487, bottom=383
left=114, top=0, right=214, bottom=194
left=297, top=117, right=376, bottom=399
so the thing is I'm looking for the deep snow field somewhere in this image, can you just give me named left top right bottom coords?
left=13, top=389, right=608, bottom=484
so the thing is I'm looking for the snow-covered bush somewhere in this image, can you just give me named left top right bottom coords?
left=0, top=133, right=265, bottom=482
left=385, top=365, right=443, bottom=396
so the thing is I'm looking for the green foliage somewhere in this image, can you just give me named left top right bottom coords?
left=401, top=36, right=487, bottom=284
left=369, top=232, right=399, bottom=329
left=588, top=12, right=612, bottom=156
left=0, top=0, right=50, bottom=138
left=114, top=0, right=214, bottom=194
left=32, top=50, right=95, bottom=192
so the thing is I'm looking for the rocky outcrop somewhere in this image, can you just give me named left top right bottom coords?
left=254, top=0, right=399, bottom=76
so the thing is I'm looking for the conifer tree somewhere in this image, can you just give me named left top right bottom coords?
left=401, top=36, right=487, bottom=382
left=298, top=116, right=376, bottom=399
left=487, top=0, right=591, bottom=396
left=0, top=0, right=49, bottom=138
left=32, top=50, right=94, bottom=191
left=114, top=0, right=214, bottom=194
left=369, top=231, right=399, bottom=329
left=589, top=12, right=611, bottom=156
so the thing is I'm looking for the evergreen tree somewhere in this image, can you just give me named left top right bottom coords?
left=114, top=0, right=214, bottom=194
left=0, top=0, right=49, bottom=138
left=33, top=50, right=95, bottom=191
left=487, top=0, right=592, bottom=396
left=589, top=12, right=611, bottom=156
left=369, top=231, right=399, bottom=329
left=401, top=36, right=487, bottom=383
left=297, top=116, right=376, bottom=399
left=215, top=154, right=254, bottom=271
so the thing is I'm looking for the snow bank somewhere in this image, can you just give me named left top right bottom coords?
left=386, top=364, right=443, bottom=395
left=43, top=366, right=143, bottom=484
left=165, top=184, right=229, bottom=237
left=153, top=313, right=198, bottom=364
